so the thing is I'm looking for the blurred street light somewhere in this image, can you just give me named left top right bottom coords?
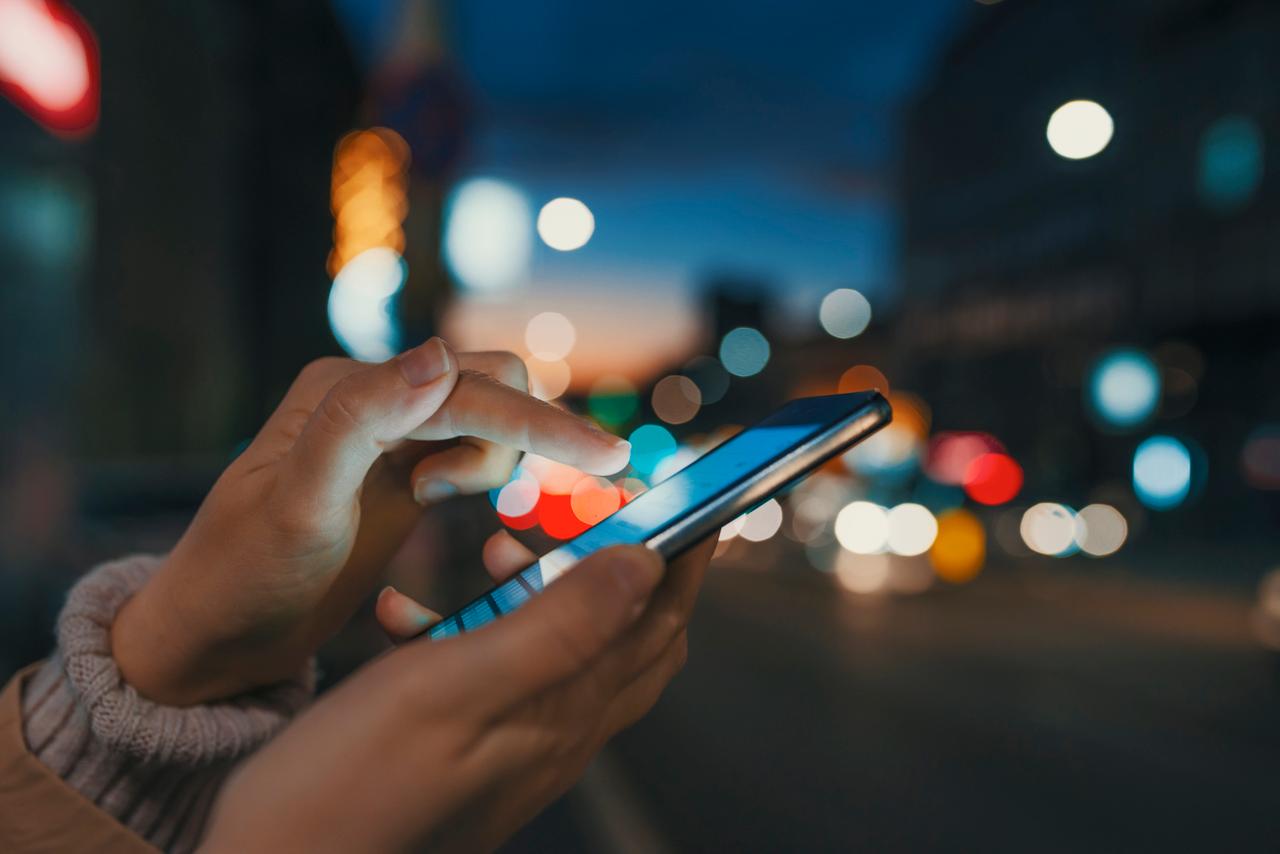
left=537, top=197, right=595, bottom=251
left=1046, top=99, right=1114, bottom=160
left=1133, top=435, right=1193, bottom=510
left=444, top=177, right=532, bottom=291
left=0, top=0, right=98, bottom=136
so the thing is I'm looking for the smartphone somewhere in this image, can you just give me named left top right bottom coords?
left=428, top=390, right=891, bottom=639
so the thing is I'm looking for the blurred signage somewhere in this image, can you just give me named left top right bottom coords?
left=0, top=0, right=99, bottom=136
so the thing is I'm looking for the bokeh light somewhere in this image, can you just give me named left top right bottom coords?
left=1198, top=115, right=1264, bottom=212
left=628, top=423, right=678, bottom=478
left=651, top=375, right=702, bottom=425
left=496, top=476, right=540, bottom=519
left=844, top=392, right=927, bottom=478
left=443, top=177, right=532, bottom=291
left=739, top=499, right=783, bottom=542
left=524, top=311, right=577, bottom=361
left=834, top=552, right=891, bottom=595
left=570, top=476, right=622, bottom=526
left=0, top=0, right=94, bottom=116
left=536, top=197, right=595, bottom=251
left=538, top=492, right=589, bottom=539
left=524, top=357, right=571, bottom=400
left=588, top=375, right=639, bottom=426
left=719, top=326, right=771, bottom=377
left=963, top=452, right=1023, bottom=505
left=1241, top=424, right=1280, bottom=490
left=327, top=247, right=405, bottom=362
left=1088, top=348, right=1161, bottom=429
left=651, top=446, right=698, bottom=483
left=1133, top=435, right=1192, bottom=510
left=1251, top=569, right=1280, bottom=651
left=328, top=128, right=409, bottom=278
left=929, top=508, right=985, bottom=583
left=719, top=515, right=746, bottom=542
left=1074, top=503, right=1128, bottom=557
left=886, top=503, right=938, bottom=556
left=818, top=288, right=872, bottom=339
left=837, top=364, right=890, bottom=397
left=1046, top=99, right=1114, bottom=160
left=1020, top=503, right=1077, bottom=556
left=683, top=356, right=730, bottom=405
left=835, top=501, right=889, bottom=554
left=926, top=432, right=1002, bottom=485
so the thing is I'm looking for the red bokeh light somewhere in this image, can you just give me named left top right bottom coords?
left=963, top=453, right=1023, bottom=505
left=926, top=432, right=1004, bottom=485
left=538, top=492, right=590, bottom=540
left=498, top=508, right=540, bottom=531
left=0, top=0, right=100, bottom=136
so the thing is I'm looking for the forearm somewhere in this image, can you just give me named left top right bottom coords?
left=16, top=556, right=315, bottom=852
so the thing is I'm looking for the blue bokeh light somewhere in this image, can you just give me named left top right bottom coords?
left=719, top=326, right=771, bottom=377
left=1133, top=435, right=1192, bottom=510
left=1198, top=115, right=1264, bottom=213
left=1089, top=348, right=1161, bottom=429
left=327, top=247, right=406, bottom=362
left=628, top=423, right=678, bottom=479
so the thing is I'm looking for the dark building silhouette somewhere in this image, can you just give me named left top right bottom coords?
left=897, top=0, right=1280, bottom=542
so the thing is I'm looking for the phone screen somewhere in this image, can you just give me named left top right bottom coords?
left=429, top=392, right=880, bottom=639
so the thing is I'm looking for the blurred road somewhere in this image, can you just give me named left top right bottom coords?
left=517, top=559, right=1280, bottom=853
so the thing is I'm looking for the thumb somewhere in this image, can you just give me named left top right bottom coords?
left=282, top=337, right=459, bottom=519
left=458, top=545, right=665, bottom=715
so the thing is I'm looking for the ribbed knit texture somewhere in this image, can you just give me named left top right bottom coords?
left=20, top=555, right=315, bottom=852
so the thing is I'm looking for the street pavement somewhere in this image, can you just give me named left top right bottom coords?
left=507, top=555, right=1280, bottom=853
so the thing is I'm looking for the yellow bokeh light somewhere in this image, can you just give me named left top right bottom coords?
left=929, top=508, right=985, bottom=583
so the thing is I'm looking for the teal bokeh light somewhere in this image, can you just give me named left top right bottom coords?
left=719, top=327, right=771, bottom=377
left=1133, top=435, right=1192, bottom=510
left=1088, top=348, right=1161, bottom=429
left=1198, top=116, right=1264, bottom=213
left=627, top=423, right=678, bottom=478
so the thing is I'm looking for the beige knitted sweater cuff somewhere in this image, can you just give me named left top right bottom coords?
left=21, top=555, right=315, bottom=853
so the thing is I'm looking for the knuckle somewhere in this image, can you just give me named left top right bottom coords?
left=316, top=382, right=365, bottom=437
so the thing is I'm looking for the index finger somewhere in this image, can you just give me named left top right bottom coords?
left=406, top=370, right=631, bottom=476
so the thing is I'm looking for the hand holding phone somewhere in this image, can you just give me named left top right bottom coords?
left=429, top=391, right=891, bottom=639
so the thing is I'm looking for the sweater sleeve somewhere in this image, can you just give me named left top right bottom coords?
left=19, top=555, right=315, bottom=853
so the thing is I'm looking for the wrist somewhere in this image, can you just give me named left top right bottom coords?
left=111, top=559, right=253, bottom=706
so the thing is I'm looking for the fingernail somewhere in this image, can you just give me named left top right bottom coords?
left=414, top=479, right=457, bottom=505
left=610, top=546, right=664, bottom=605
left=399, top=337, right=450, bottom=387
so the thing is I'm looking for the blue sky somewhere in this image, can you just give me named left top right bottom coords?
left=333, top=0, right=966, bottom=310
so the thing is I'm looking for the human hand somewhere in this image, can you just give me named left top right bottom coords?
left=202, top=535, right=715, bottom=853
left=112, top=338, right=631, bottom=705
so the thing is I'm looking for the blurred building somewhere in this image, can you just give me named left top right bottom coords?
left=897, top=0, right=1280, bottom=544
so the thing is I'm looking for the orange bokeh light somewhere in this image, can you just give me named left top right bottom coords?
left=929, top=508, right=986, bottom=583
left=838, top=365, right=890, bottom=398
left=570, top=476, right=622, bottom=525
